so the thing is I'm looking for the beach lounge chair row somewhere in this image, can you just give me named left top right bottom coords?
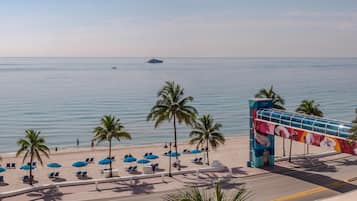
left=76, top=171, right=87, bottom=177
left=124, top=154, right=133, bottom=158
left=106, top=156, right=115, bottom=161
left=163, top=151, right=172, bottom=156
left=192, top=157, right=203, bottom=163
left=144, top=152, right=153, bottom=157
left=85, top=157, right=94, bottom=163
left=0, top=176, right=4, bottom=183
left=6, top=163, right=16, bottom=169
left=126, top=166, right=137, bottom=172
left=182, top=149, right=190, bottom=154
left=27, top=162, right=36, bottom=167
left=48, top=172, right=60, bottom=178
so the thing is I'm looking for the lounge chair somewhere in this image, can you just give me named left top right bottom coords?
left=192, top=158, right=198, bottom=163
left=0, top=176, right=4, bottom=183
left=23, top=175, right=29, bottom=182
left=48, top=172, right=54, bottom=178
left=131, top=166, right=137, bottom=171
left=76, top=171, right=82, bottom=177
left=6, top=163, right=10, bottom=168
left=85, top=158, right=90, bottom=163
left=149, top=152, right=152, bottom=155
left=32, top=162, right=36, bottom=167
left=163, top=152, right=167, bottom=156
left=11, top=163, right=16, bottom=168
left=144, top=153, right=148, bottom=157
left=124, top=154, right=128, bottom=158
left=111, top=156, right=115, bottom=161
left=82, top=171, right=87, bottom=177
left=128, top=154, right=132, bottom=157
left=54, top=172, right=59, bottom=178
left=126, top=166, right=133, bottom=171
left=90, top=158, right=94, bottom=163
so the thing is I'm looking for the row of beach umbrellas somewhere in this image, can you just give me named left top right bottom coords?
left=0, top=163, right=62, bottom=174
left=0, top=150, right=202, bottom=173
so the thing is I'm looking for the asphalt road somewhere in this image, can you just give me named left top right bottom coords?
left=91, top=156, right=357, bottom=201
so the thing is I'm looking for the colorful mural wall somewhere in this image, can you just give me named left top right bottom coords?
left=254, top=119, right=357, bottom=156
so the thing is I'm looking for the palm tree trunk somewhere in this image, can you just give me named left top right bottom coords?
left=283, top=138, right=286, bottom=157
left=206, top=140, right=209, bottom=166
left=29, top=151, right=34, bottom=185
left=173, top=114, right=178, bottom=161
left=109, top=140, right=112, bottom=178
left=288, top=138, right=292, bottom=162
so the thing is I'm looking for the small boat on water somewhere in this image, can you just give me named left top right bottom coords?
left=112, top=66, right=117, bottom=70
left=147, top=58, right=163, bottom=64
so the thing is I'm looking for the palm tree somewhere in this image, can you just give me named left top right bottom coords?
left=348, top=108, right=357, bottom=142
left=295, top=99, right=323, bottom=162
left=255, top=85, right=287, bottom=156
left=93, top=115, right=132, bottom=177
left=189, top=115, right=225, bottom=165
left=16, top=129, right=50, bottom=185
left=255, top=85, right=286, bottom=110
left=147, top=81, right=198, bottom=160
left=164, top=183, right=251, bottom=201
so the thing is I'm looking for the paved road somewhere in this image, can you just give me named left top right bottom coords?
left=91, top=156, right=357, bottom=201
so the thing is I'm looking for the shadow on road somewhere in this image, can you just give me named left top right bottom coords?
left=265, top=165, right=357, bottom=193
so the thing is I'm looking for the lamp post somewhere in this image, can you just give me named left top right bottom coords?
left=169, top=142, right=172, bottom=177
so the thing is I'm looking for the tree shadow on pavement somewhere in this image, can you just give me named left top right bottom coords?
left=25, top=187, right=68, bottom=201
left=266, top=165, right=357, bottom=193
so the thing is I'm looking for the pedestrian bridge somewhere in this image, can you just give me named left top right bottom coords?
left=248, top=99, right=356, bottom=168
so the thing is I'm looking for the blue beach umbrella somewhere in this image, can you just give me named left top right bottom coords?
left=190, top=149, right=202, bottom=154
left=145, top=154, right=159, bottom=160
left=72, top=161, right=87, bottom=168
left=20, top=165, right=35, bottom=170
left=47, top=163, right=62, bottom=168
left=123, top=157, right=137, bottom=163
left=0, top=167, right=6, bottom=173
left=137, top=159, right=150, bottom=164
left=98, top=158, right=112, bottom=165
left=166, top=152, right=181, bottom=157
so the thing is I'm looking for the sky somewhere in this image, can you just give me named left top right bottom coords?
left=0, top=0, right=357, bottom=57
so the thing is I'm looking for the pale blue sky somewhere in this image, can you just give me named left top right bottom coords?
left=1, top=0, right=356, bottom=57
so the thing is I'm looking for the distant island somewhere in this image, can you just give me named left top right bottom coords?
left=147, top=58, right=163, bottom=64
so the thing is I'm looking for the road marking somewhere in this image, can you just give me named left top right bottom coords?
left=272, top=179, right=354, bottom=201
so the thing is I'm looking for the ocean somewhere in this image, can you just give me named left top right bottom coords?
left=0, top=57, right=356, bottom=152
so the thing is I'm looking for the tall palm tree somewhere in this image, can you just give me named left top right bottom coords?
left=164, top=183, right=251, bottom=201
left=147, top=81, right=198, bottom=160
left=348, top=108, right=357, bottom=142
left=295, top=99, right=323, bottom=162
left=93, top=115, right=132, bottom=177
left=16, top=129, right=50, bottom=185
left=255, top=85, right=287, bottom=156
left=189, top=115, right=225, bottom=165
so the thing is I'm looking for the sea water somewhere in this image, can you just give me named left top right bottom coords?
left=0, top=57, right=356, bottom=152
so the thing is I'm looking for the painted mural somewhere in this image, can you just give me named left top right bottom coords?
left=254, top=119, right=357, bottom=156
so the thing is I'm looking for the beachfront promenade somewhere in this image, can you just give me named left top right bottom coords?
left=0, top=135, right=327, bottom=198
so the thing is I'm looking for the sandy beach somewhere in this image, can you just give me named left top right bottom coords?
left=0, top=135, right=326, bottom=193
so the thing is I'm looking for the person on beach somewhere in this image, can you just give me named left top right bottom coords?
left=76, top=138, right=79, bottom=147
